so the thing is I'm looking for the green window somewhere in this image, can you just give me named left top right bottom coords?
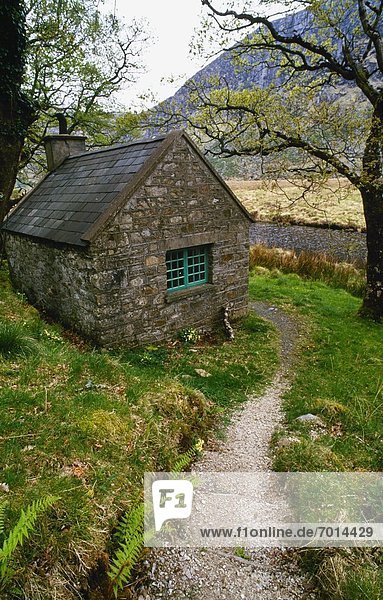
left=166, top=245, right=209, bottom=291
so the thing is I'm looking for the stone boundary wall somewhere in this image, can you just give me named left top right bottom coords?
left=250, top=222, right=367, bottom=264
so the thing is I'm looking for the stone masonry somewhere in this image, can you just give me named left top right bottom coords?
left=4, top=132, right=251, bottom=347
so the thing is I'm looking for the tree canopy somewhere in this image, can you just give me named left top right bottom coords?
left=160, top=0, right=383, bottom=319
left=20, top=0, right=147, bottom=180
left=0, top=0, right=148, bottom=212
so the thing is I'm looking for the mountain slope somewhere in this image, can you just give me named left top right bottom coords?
left=162, top=7, right=356, bottom=112
left=154, top=4, right=374, bottom=178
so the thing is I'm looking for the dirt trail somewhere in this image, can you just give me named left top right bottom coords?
left=134, top=302, right=317, bottom=599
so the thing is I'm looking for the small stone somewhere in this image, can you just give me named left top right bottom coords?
left=296, top=413, right=325, bottom=426
left=22, top=445, right=35, bottom=452
left=184, top=569, right=193, bottom=578
left=277, top=436, right=301, bottom=448
left=195, top=368, right=212, bottom=378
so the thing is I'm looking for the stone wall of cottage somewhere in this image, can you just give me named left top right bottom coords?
left=4, top=137, right=250, bottom=347
left=90, top=136, right=250, bottom=347
left=4, top=234, right=101, bottom=341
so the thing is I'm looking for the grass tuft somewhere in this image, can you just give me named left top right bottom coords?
left=0, top=321, right=38, bottom=358
left=301, top=548, right=383, bottom=600
left=274, top=439, right=346, bottom=472
left=312, top=398, right=349, bottom=420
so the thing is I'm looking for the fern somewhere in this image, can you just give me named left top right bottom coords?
left=108, top=440, right=203, bottom=596
left=108, top=502, right=144, bottom=597
left=0, top=503, right=7, bottom=538
left=171, top=446, right=197, bottom=474
left=0, top=495, right=59, bottom=584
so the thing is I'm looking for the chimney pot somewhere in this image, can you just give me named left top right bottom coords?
left=54, top=112, right=68, bottom=135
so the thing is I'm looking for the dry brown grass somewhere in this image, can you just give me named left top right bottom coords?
left=229, top=179, right=365, bottom=230
left=249, top=243, right=366, bottom=296
left=304, top=548, right=383, bottom=600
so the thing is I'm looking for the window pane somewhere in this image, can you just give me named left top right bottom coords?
left=166, top=245, right=208, bottom=291
left=187, top=247, right=207, bottom=284
left=166, top=249, right=185, bottom=289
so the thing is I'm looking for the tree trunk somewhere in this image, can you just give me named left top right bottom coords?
left=0, top=99, right=29, bottom=224
left=360, top=187, right=383, bottom=320
left=0, top=94, right=36, bottom=223
left=359, top=105, right=383, bottom=321
left=0, top=1, right=37, bottom=225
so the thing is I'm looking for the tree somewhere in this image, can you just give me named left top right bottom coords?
left=171, top=0, right=383, bottom=319
left=0, top=0, right=37, bottom=223
left=0, top=0, right=147, bottom=216
left=21, top=0, right=148, bottom=178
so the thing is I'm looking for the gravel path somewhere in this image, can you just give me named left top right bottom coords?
left=134, top=303, right=317, bottom=600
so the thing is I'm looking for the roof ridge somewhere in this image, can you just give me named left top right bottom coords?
left=66, top=133, right=169, bottom=160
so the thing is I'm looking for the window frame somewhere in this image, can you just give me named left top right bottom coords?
left=166, top=245, right=209, bottom=292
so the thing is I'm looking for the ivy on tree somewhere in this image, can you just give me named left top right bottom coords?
left=0, top=0, right=37, bottom=223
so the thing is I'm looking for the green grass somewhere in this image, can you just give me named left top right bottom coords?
left=250, top=244, right=366, bottom=296
left=3, top=252, right=381, bottom=598
left=250, top=269, right=383, bottom=472
left=0, top=263, right=278, bottom=597
left=249, top=266, right=383, bottom=599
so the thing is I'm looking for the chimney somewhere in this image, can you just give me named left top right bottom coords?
left=44, top=114, right=86, bottom=171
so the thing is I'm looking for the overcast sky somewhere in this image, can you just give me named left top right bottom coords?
left=105, top=0, right=290, bottom=109
left=105, top=0, right=211, bottom=108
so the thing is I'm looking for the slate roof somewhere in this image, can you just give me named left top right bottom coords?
left=2, top=134, right=168, bottom=247
left=3, top=130, right=253, bottom=247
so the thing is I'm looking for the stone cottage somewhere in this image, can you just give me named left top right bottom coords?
left=2, top=130, right=252, bottom=347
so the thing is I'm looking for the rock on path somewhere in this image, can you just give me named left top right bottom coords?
left=134, top=303, right=317, bottom=599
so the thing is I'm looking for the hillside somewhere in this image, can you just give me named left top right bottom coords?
left=154, top=5, right=368, bottom=179
left=161, top=6, right=357, bottom=115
